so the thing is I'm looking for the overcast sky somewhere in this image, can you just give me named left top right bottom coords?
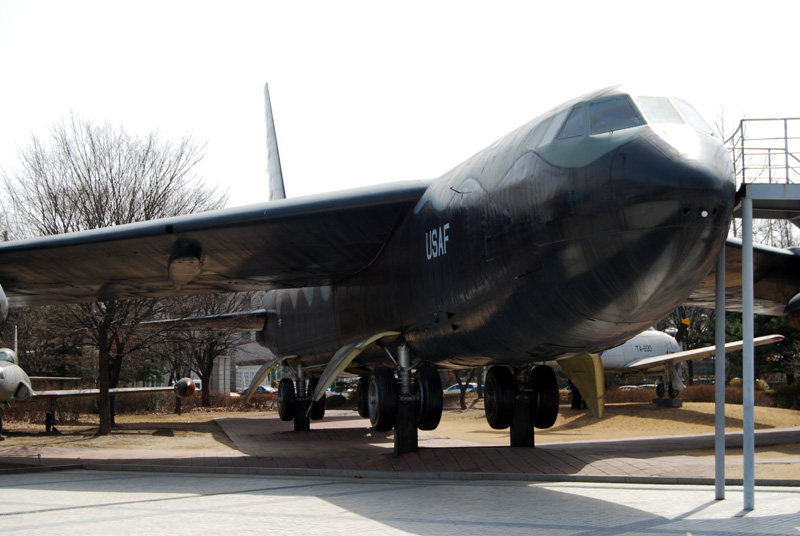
left=1, top=1, right=798, bottom=207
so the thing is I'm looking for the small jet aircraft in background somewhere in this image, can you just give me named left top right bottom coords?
left=561, top=327, right=783, bottom=408
left=601, top=330, right=782, bottom=395
left=0, top=347, right=196, bottom=437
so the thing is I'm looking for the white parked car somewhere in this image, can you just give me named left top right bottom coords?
left=443, top=383, right=477, bottom=393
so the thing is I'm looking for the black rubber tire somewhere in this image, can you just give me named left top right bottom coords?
left=532, top=365, right=559, bottom=429
left=656, top=380, right=666, bottom=399
left=368, top=366, right=398, bottom=432
left=415, top=365, right=443, bottom=430
left=484, top=366, right=515, bottom=430
left=277, top=378, right=296, bottom=422
left=356, top=376, right=370, bottom=418
left=307, top=378, right=326, bottom=421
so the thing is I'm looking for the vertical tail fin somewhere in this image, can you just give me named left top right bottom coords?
left=264, top=83, right=286, bottom=201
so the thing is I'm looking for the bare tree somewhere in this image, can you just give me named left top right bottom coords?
left=448, top=368, right=478, bottom=410
left=2, top=114, right=227, bottom=434
left=4, top=114, right=220, bottom=238
left=0, top=305, right=86, bottom=377
left=154, top=292, right=258, bottom=406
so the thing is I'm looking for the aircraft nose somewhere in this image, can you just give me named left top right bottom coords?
left=611, top=129, right=735, bottom=234
left=586, top=128, right=735, bottom=324
left=668, top=129, right=735, bottom=221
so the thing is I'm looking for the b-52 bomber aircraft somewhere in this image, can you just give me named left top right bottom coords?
left=0, top=85, right=798, bottom=452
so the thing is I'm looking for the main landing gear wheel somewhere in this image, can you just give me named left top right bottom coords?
left=368, top=366, right=398, bottom=432
left=308, top=378, right=326, bottom=421
left=277, top=378, right=296, bottom=422
left=532, top=365, right=559, bottom=429
left=356, top=376, right=370, bottom=418
left=485, top=366, right=515, bottom=430
left=415, top=365, right=443, bottom=430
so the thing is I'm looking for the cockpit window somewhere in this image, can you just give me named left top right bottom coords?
left=590, top=96, right=644, bottom=134
left=526, top=116, right=554, bottom=149
left=0, top=350, right=15, bottom=364
left=557, top=106, right=583, bottom=139
left=638, top=96, right=684, bottom=124
left=675, top=98, right=715, bottom=136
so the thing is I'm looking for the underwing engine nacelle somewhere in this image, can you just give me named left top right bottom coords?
left=173, top=377, right=197, bottom=398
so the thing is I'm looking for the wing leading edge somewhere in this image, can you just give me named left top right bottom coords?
left=33, top=385, right=180, bottom=399
left=619, top=334, right=784, bottom=372
left=0, top=180, right=431, bottom=307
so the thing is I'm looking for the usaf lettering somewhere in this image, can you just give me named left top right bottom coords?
left=425, top=223, right=450, bottom=260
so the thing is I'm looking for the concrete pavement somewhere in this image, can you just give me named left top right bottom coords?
left=1, top=469, right=798, bottom=535
left=1, top=410, right=798, bottom=534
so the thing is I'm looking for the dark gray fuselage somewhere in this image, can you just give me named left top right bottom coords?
left=258, top=89, right=734, bottom=370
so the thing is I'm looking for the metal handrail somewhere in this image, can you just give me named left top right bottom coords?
left=726, top=118, right=800, bottom=187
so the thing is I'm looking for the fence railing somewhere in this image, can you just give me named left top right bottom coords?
left=726, top=118, right=800, bottom=187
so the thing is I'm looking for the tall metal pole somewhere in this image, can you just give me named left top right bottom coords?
left=784, top=119, right=790, bottom=183
left=742, top=197, right=755, bottom=511
left=714, top=247, right=726, bottom=500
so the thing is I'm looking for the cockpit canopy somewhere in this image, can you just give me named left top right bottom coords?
left=529, top=89, right=715, bottom=151
left=0, top=348, right=17, bottom=365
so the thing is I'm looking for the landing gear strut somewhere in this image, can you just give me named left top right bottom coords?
left=393, top=343, right=417, bottom=455
left=362, top=342, right=444, bottom=455
left=484, top=364, right=559, bottom=447
left=276, top=365, right=326, bottom=430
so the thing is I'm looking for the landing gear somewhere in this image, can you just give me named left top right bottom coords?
left=45, top=400, right=61, bottom=434
left=277, top=372, right=316, bottom=430
left=655, top=378, right=681, bottom=399
left=356, top=376, right=370, bottom=418
left=656, top=365, right=685, bottom=400
left=484, top=364, right=560, bottom=447
left=368, top=366, right=397, bottom=432
left=485, top=366, right=515, bottom=429
left=532, top=365, right=559, bottom=429
left=45, top=412, right=60, bottom=434
left=415, top=365, right=443, bottom=430
left=359, top=344, right=445, bottom=454
left=277, top=378, right=296, bottom=422
left=366, top=364, right=444, bottom=435
left=308, top=378, right=326, bottom=421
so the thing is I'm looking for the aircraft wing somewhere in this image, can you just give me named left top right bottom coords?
left=0, top=181, right=430, bottom=307
left=620, top=334, right=784, bottom=372
left=685, top=238, right=800, bottom=317
left=32, top=385, right=178, bottom=399
left=31, top=377, right=196, bottom=399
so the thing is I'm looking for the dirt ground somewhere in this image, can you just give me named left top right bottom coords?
left=2, top=401, right=799, bottom=479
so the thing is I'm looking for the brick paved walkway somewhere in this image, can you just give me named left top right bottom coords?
left=1, top=410, right=798, bottom=483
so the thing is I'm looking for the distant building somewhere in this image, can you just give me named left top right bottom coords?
left=207, top=332, right=279, bottom=393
